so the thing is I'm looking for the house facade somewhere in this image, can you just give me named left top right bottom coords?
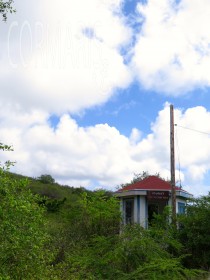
left=115, top=176, right=193, bottom=228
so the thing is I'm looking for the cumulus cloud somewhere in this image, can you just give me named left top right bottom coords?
left=1, top=0, right=132, bottom=113
left=1, top=0, right=210, bottom=196
left=132, top=0, right=210, bottom=94
left=0, top=104, right=210, bottom=195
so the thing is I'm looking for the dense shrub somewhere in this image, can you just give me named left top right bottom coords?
left=37, top=174, right=55, bottom=184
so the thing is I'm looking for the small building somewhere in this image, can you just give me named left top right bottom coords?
left=115, top=176, right=193, bottom=228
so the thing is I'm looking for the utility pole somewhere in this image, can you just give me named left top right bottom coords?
left=170, top=104, right=176, bottom=225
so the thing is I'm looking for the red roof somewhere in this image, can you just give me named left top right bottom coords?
left=118, top=176, right=182, bottom=192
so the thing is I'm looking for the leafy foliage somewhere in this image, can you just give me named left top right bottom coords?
left=119, top=171, right=164, bottom=188
left=59, top=224, right=205, bottom=280
left=37, top=174, right=55, bottom=184
left=122, top=258, right=204, bottom=280
left=38, top=197, right=67, bottom=212
left=0, top=145, right=52, bottom=279
left=79, top=190, right=121, bottom=237
left=149, top=206, right=183, bottom=256
left=0, top=143, right=209, bottom=279
left=115, top=225, right=170, bottom=274
left=179, top=194, right=210, bottom=270
left=0, top=0, right=15, bottom=21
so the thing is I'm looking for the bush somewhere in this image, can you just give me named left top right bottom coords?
left=37, top=174, right=55, bottom=184
left=0, top=143, right=52, bottom=279
left=178, top=195, right=210, bottom=270
left=0, top=170, right=52, bottom=279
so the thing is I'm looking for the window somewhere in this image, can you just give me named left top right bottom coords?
left=125, top=199, right=134, bottom=224
left=178, top=202, right=185, bottom=214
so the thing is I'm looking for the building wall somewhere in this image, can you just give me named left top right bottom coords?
left=169, top=197, right=188, bottom=214
left=176, top=197, right=186, bottom=214
left=169, top=197, right=187, bottom=214
left=120, top=198, right=124, bottom=224
left=140, top=196, right=147, bottom=228
left=134, top=196, right=138, bottom=223
left=120, top=195, right=187, bottom=228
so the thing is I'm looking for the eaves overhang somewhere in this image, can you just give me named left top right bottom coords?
left=115, top=190, right=147, bottom=197
left=115, top=189, right=193, bottom=199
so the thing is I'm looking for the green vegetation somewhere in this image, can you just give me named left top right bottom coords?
left=0, top=171, right=51, bottom=279
left=1, top=3, right=209, bottom=279
left=0, top=0, right=15, bottom=21
left=0, top=144, right=51, bottom=279
left=179, top=195, right=210, bottom=270
left=37, top=174, right=56, bottom=184
left=0, top=145, right=209, bottom=279
left=119, top=171, right=165, bottom=189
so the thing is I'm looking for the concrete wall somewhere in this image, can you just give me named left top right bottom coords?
left=120, top=198, right=124, bottom=224
left=169, top=197, right=187, bottom=214
left=134, top=196, right=138, bottom=223
left=140, top=196, right=147, bottom=228
left=120, top=195, right=187, bottom=228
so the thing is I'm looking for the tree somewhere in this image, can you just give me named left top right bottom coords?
left=79, top=190, right=121, bottom=237
left=119, top=171, right=162, bottom=188
left=131, top=171, right=151, bottom=183
left=37, top=174, right=55, bottom=184
left=0, top=143, right=51, bottom=279
left=178, top=194, right=210, bottom=270
left=64, top=224, right=205, bottom=280
left=0, top=0, right=15, bottom=21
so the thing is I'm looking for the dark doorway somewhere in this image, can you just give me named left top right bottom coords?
left=148, top=201, right=168, bottom=225
left=148, top=203, right=159, bottom=224
left=125, top=198, right=134, bottom=224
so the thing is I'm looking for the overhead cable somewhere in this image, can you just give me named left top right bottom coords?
left=175, top=124, right=210, bottom=136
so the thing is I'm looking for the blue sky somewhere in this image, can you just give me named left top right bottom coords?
left=1, top=0, right=210, bottom=195
left=72, top=82, right=209, bottom=138
left=71, top=0, right=210, bottom=137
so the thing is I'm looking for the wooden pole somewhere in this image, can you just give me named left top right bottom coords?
left=170, top=104, right=176, bottom=225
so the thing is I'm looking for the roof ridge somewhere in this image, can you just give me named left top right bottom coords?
left=118, top=175, right=186, bottom=192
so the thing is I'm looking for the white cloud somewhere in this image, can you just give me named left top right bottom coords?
left=132, top=0, right=210, bottom=94
left=1, top=0, right=132, bottom=113
left=130, top=128, right=142, bottom=144
left=0, top=104, right=210, bottom=195
left=1, top=1, right=210, bottom=196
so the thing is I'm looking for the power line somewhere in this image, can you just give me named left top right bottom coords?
left=175, top=124, right=210, bottom=136
left=174, top=123, right=210, bottom=188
